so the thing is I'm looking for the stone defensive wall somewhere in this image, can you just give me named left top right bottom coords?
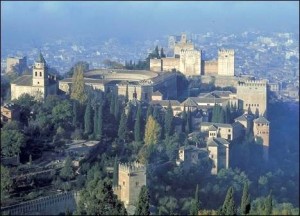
left=202, top=60, right=218, bottom=75
left=0, top=191, right=79, bottom=215
left=161, top=57, right=180, bottom=71
left=201, top=75, right=253, bottom=88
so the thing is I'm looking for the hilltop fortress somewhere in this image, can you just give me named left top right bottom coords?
left=150, top=33, right=235, bottom=77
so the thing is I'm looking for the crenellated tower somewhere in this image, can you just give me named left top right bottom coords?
left=237, top=80, right=268, bottom=117
left=113, top=162, right=146, bottom=208
left=218, top=49, right=235, bottom=76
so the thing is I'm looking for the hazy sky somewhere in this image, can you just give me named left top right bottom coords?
left=1, top=1, right=299, bottom=48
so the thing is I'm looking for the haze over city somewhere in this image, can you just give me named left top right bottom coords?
left=1, top=1, right=299, bottom=49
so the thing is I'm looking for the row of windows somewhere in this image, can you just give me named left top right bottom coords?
left=122, top=181, right=140, bottom=186
left=257, top=123, right=269, bottom=126
left=246, top=104, right=259, bottom=107
left=258, top=131, right=269, bottom=134
left=35, top=72, right=43, bottom=77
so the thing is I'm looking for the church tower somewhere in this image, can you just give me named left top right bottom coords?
left=32, top=52, right=48, bottom=87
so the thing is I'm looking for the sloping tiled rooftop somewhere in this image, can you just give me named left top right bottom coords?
left=207, top=137, right=230, bottom=147
left=181, top=97, right=198, bottom=107
left=253, top=116, right=270, bottom=124
left=12, top=75, right=33, bottom=86
left=150, top=100, right=181, bottom=107
left=201, top=122, right=232, bottom=128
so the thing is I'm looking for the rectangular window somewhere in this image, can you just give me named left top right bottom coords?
left=40, top=72, right=42, bottom=76
left=35, top=72, right=37, bottom=76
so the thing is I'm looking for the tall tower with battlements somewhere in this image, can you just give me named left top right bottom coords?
left=218, top=49, right=235, bottom=76
left=113, top=162, right=146, bottom=208
left=179, top=50, right=201, bottom=76
left=237, top=80, right=268, bottom=117
left=253, top=116, right=270, bottom=161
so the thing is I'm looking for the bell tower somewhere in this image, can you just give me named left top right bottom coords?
left=32, top=52, right=48, bottom=87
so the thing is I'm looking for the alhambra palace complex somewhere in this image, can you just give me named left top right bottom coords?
left=8, top=33, right=270, bottom=213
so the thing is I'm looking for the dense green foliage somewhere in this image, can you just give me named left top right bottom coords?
left=135, top=186, right=150, bottom=215
left=75, top=177, right=127, bottom=215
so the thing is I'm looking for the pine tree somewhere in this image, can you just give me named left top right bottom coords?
left=134, top=186, right=150, bottom=215
left=164, top=101, right=174, bottom=137
left=60, top=156, right=74, bottom=181
left=84, top=100, right=93, bottom=134
left=70, top=65, right=87, bottom=104
left=221, top=186, right=236, bottom=215
left=118, top=109, right=128, bottom=142
left=113, top=156, right=118, bottom=187
left=144, top=115, right=161, bottom=145
left=134, top=104, right=142, bottom=142
left=241, top=182, right=251, bottom=215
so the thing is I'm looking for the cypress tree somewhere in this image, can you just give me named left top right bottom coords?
left=113, top=156, right=118, bottom=187
left=265, top=192, right=272, bottom=215
left=160, top=48, right=166, bottom=58
left=154, top=46, right=160, bottom=58
left=84, top=100, right=93, bottom=134
left=134, top=186, right=150, bottom=215
left=153, top=106, right=160, bottom=123
left=110, top=93, right=115, bottom=115
left=164, top=101, right=174, bottom=137
left=114, top=95, right=120, bottom=122
left=72, top=100, right=78, bottom=127
left=118, top=109, right=128, bottom=142
left=225, top=103, right=231, bottom=123
left=125, top=84, right=129, bottom=103
left=255, top=108, right=259, bottom=118
left=221, top=186, right=236, bottom=216
left=93, top=105, right=98, bottom=137
left=182, top=106, right=187, bottom=133
left=241, top=182, right=251, bottom=215
left=134, top=104, right=142, bottom=142
left=186, top=108, right=192, bottom=134
left=146, top=105, right=154, bottom=120
left=190, top=184, right=200, bottom=215
left=220, top=108, right=226, bottom=124
left=97, top=103, right=103, bottom=140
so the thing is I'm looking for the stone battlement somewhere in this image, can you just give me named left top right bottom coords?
left=119, top=162, right=146, bottom=174
left=180, top=49, right=200, bottom=55
left=238, top=80, right=267, bottom=87
left=218, top=49, right=234, bottom=55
